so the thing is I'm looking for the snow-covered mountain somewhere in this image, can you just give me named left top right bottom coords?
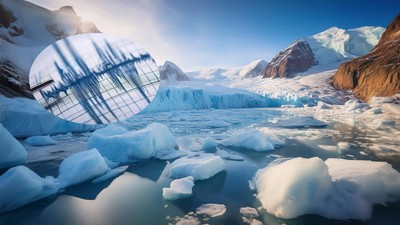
left=187, top=59, right=268, bottom=80
left=0, top=0, right=99, bottom=97
left=159, top=61, right=190, bottom=82
left=263, top=40, right=317, bottom=78
left=262, top=26, right=385, bottom=78
left=305, top=26, right=385, bottom=65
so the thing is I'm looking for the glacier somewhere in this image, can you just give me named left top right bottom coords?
left=142, top=85, right=309, bottom=113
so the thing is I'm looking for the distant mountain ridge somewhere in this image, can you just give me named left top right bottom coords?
left=263, top=26, right=385, bottom=78
left=187, top=59, right=267, bottom=80
left=0, top=0, right=100, bottom=98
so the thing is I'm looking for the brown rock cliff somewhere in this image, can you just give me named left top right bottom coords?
left=332, top=14, right=400, bottom=101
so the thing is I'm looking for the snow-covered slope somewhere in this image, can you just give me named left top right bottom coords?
left=0, top=0, right=99, bottom=97
left=239, top=59, right=268, bottom=78
left=187, top=59, right=267, bottom=81
left=159, top=61, right=190, bottom=82
left=304, top=26, right=385, bottom=65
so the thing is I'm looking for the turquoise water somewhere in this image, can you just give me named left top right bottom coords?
left=1, top=108, right=399, bottom=225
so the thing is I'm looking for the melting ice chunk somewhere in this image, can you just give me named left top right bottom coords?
left=169, top=153, right=225, bottom=180
left=196, top=203, right=227, bottom=217
left=162, top=176, right=194, bottom=200
left=88, top=123, right=177, bottom=162
left=0, top=166, right=59, bottom=213
left=25, top=135, right=56, bottom=146
left=254, top=157, right=400, bottom=220
left=58, top=148, right=109, bottom=188
left=0, top=124, right=26, bottom=169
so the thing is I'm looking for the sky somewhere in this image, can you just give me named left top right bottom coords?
left=28, top=0, right=400, bottom=71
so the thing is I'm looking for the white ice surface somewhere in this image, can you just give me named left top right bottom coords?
left=162, top=176, right=194, bottom=200
left=0, top=97, right=96, bottom=138
left=25, top=135, right=56, bottom=146
left=0, top=166, right=59, bottom=213
left=88, top=123, right=177, bottom=163
left=0, top=124, right=26, bottom=169
left=169, top=153, right=225, bottom=180
left=202, top=137, right=217, bottom=151
left=227, top=129, right=283, bottom=151
left=195, top=203, right=227, bottom=217
left=57, top=148, right=109, bottom=188
left=255, top=157, right=400, bottom=220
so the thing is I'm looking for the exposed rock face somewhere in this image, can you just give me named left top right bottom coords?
left=0, top=0, right=100, bottom=98
left=263, top=40, right=317, bottom=78
left=159, top=61, right=190, bottom=81
left=0, top=62, right=33, bottom=98
left=332, top=14, right=400, bottom=102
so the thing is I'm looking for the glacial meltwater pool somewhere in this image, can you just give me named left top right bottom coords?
left=1, top=108, right=400, bottom=225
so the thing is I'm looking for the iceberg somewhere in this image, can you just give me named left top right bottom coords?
left=169, top=153, right=225, bottom=180
left=0, top=97, right=96, bottom=138
left=87, top=123, right=177, bottom=163
left=0, top=124, right=26, bottom=169
left=254, top=157, right=400, bottom=220
left=0, top=166, right=59, bottom=213
left=58, top=148, right=109, bottom=188
left=227, top=129, right=283, bottom=151
left=25, top=135, right=56, bottom=146
left=162, top=176, right=194, bottom=200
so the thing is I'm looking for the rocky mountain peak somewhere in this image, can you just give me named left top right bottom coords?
left=332, top=14, right=400, bottom=102
left=159, top=61, right=190, bottom=81
left=262, top=40, right=317, bottom=78
left=377, top=14, right=400, bottom=44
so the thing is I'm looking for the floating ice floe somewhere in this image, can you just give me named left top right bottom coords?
left=254, top=157, right=400, bottom=220
left=196, top=203, right=227, bottom=217
left=202, top=137, right=217, bottom=151
left=88, top=123, right=177, bottom=163
left=274, top=116, right=328, bottom=128
left=25, top=135, right=56, bottom=146
left=227, top=129, right=283, bottom=151
left=162, top=176, right=194, bottom=200
left=169, top=153, right=225, bottom=180
left=216, top=150, right=244, bottom=161
left=0, top=97, right=96, bottom=138
left=58, top=148, right=109, bottom=188
left=0, top=166, right=59, bottom=213
left=240, top=207, right=259, bottom=218
left=0, top=124, right=26, bottom=169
